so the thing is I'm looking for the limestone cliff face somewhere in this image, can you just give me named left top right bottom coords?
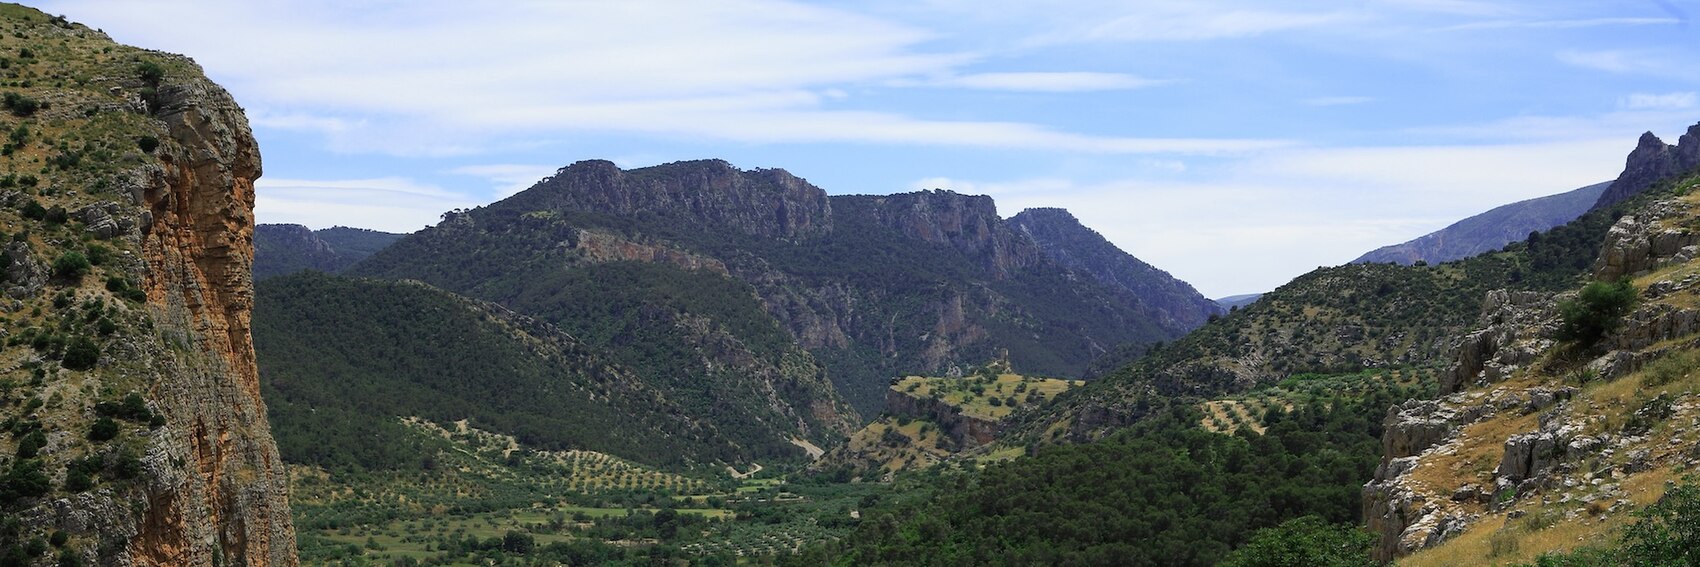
left=130, top=61, right=295, bottom=565
left=857, top=190, right=1040, bottom=279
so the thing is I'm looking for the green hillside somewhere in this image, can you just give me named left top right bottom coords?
left=255, top=272, right=773, bottom=469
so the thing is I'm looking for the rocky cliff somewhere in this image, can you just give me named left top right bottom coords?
left=1592, top=122, right=1700, bottom=210
left=1009, top=207, right=1220, bottom=333
left=352, top=160, right=1188, bottom=418
left=0, top=9, right=293, bottom=566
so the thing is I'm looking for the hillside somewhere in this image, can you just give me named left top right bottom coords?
left=1008, top=124, right=1694, bottom=446
left=1354, top=181, right=1609, bottom=266
left=349, top=159, right=1213, bottom=416
left=1366, top=174, right=1700, bottom=563
left=0, top=6, right=294, bottom=565
left=254, top=272, right=787, bottom=469
left=253, top=223, right=402, bottom=280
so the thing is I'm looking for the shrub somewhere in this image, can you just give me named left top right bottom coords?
left=2, top=91, right=38, bottom=116
left=1556, top=279, right=1637, bottom=349
left=61, top=336, right=99, bottom=370
left=136, top=135, right=158, bottom=153
left=1620, top=478, right=1700, bottom=564
left=87, top=417, right=118, bottom=441
left=52, top=251, right=89, bottom=281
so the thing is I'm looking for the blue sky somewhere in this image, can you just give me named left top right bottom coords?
left=38, top=0, right=1700, bottom=297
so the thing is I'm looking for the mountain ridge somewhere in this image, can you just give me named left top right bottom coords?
left=1354, top=181, right=1610, bottom=266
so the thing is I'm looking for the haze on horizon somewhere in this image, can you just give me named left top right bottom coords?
left=38, top=0, right=1700, bottom=297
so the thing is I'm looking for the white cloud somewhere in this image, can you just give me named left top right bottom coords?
left=42, top=0, right=1278, bottom=157
left=255, top=177, right=481, bottom=233
left=447, top=164, right=561, bottom=198
left=1444, top=17, right=1679, bottom=31
left=1620, top=92, right=1698, bottom=111
left=916, top=137, right=1627, bottom=297
left=1556, top=49, right=1697, bottom=78
left=903, top=72, right=1169, bottom=92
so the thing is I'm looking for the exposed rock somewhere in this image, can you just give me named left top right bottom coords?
left=1443, top=290, right=1559, bottom=393
left=129, top=57, right=296, bottom=566
left=75, top=201, right=139, bottom=240
left=1593, top=123, right=1700, bottom=210
left=573, top=228, right=729, bottom=275
left=507, top=158, right=833, bottom=241
left=1008, top=207, right=1221, bottom=332
left=3, top=240, right=47, bottom=299
left=884, top=387, right=999, bottom=449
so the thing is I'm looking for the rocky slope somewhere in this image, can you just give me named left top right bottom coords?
left=1362, top=175, right=1700, bottom=564
left=350, top=159, right=1197, bottom=416
left=1009, top=207, right=1220, bottom=332
left=1355, top=181, right=1609, bottom=266
left=0, top=7, right=293, bottom=566
left=253, top=223, right=401, bottom=280
left=1592, top=122, right=1700, bottom=210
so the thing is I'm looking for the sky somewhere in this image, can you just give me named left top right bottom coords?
left=35, top=0, right=1700, bottom=297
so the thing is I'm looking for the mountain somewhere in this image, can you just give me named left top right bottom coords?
left=253, top=223, right=403, bottom=280
left=1216, top=293, right=1262, bottom=309
left=1008, top=207, right=1220, bottom=331
left=0, top=6, right=293, bottom=565
left=1592, top=122, right=1700, bottom=210
left=255, top=272, right=780, bottom=468
left=1353, top=181, right=1609, bottom=266
left=348, top=159, right=1211, bottom=416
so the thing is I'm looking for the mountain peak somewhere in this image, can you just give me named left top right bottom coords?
left=1593, top=120, right=1700, bottom=210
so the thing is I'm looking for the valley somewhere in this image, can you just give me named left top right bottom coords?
left=4, top=3, right=1700, bottom=566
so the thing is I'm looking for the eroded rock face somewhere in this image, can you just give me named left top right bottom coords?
left=884, top=388, right=999, bottom=449
left=511, top=159, right=834, bottom=241
left=129, top=62, right=296, bottom=567
left=1593, top=198, right=1700, bottom=282
left=1442, top=290, right=1559, bottom=394
left=1592, top=123, right=1700, bottom=210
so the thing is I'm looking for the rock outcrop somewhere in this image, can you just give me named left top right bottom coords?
left=0, top=11, right=295, bottom=566
left=130, top=54, right=297, bottom=567
left=1592, top=122, right=1700, bottom=210
left=505, top=159, right=833, bottom=241
left=884, top=388, right=999, bottom=449
left=1009, top=207, right=1221, bottom=333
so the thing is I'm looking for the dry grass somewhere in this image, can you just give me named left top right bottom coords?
left=894, top=373, right=1076, bottom=421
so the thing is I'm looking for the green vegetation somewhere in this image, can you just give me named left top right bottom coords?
left=796, top=379, right=1410, bottom=566
left=1217, top=516, right=1376, bottom=567
left=1556, top=278, right=1638, bottom=350
left=255, top=272, right=748, bottom=470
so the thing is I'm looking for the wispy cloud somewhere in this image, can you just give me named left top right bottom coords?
left=1619, top=92, right=1698, bottom=111
left=1443, top=17, right=1679, bottom=31
left=1556, top=49, right=1697, bottom=78
left=447, top=164, right=561, bottom=198
left=255, top=177, right=482, bottom=233
left=899, top=72, right=1170, bottom=92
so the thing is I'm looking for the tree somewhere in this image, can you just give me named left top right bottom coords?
left=52, top=251, right=90, bottom=282
left=1620, top=479, right=1700, bottom=566
left=1217, top=516, right=1375, bottom=567
left=1556, top=278, right=1637, bottom=349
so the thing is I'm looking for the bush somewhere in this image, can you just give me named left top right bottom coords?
left=61, top=336, right=99, bottom=370
left=136, top=135, right=158, bottom=153
left=52, top=251, right=90, bottom=281
left=2, top=91, right=39, bottom=116
left=1556, top=279, right=1637, bottom=349
left=87, top=417, right=118, bottom=441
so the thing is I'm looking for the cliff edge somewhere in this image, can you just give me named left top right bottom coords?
left=0, top=6, right=294, bottom=565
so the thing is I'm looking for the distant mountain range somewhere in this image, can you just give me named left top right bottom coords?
left=254, top=224, right=404, bottom=279
left=254, top=158, right=1220, bottom=468
left=1352, top=181, right=1608, bottom=266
